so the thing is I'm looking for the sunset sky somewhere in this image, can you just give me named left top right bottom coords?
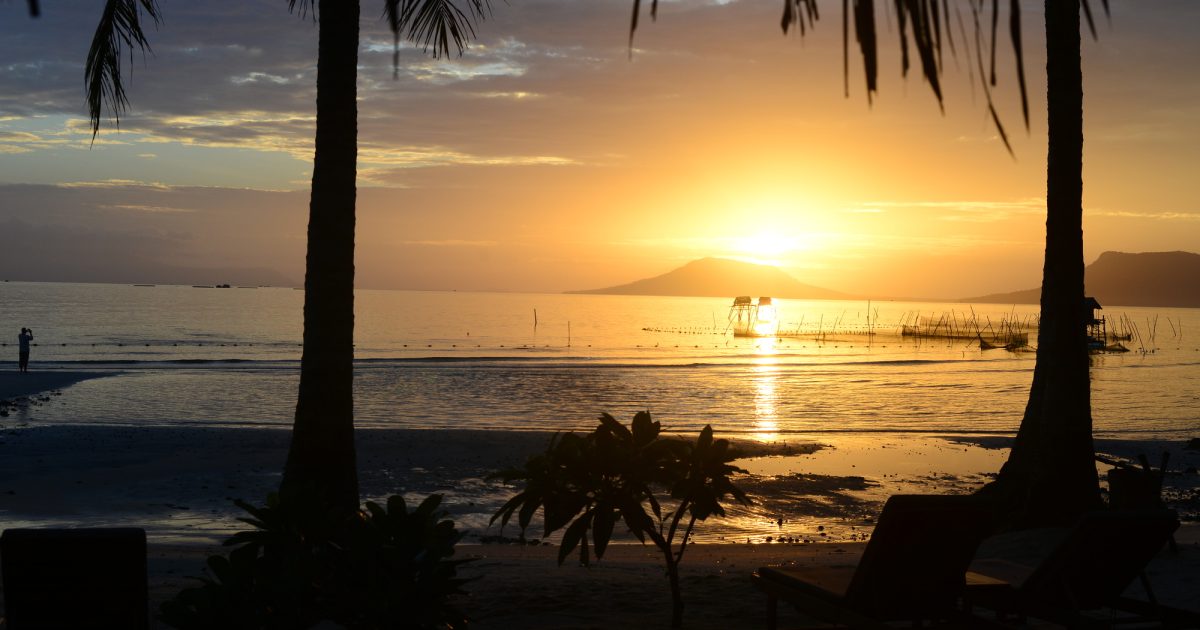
left=1, top=0, right=1197, bottom=298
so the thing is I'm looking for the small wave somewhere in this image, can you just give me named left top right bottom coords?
left=44, top=354, right=1031, bottom=371
left=57, top=358, right=261, bottom=365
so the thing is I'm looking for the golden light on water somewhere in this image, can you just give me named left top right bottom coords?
left=752, top=303, right=779, bottom=336
left=750, top=358, right=781, bottom=442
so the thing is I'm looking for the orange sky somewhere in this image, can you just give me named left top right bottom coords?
left=1, top=1, right=1197, bottom=298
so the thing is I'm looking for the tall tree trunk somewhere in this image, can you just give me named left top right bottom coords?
left=982, top=0, right=1100, bottom=527
left=281, top=0, right=360, bottom=515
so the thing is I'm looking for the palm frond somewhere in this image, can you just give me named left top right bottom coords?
left=930, top=0, right=943, bottom=70
left=971, top=1, right=1012, bottom=155
left=628, top=0, right=660, bottom=56
left=894, top=1, right=910, bottom=77
left=842, top=0, right=849, bottom=97
left=384, top=0, right=490, bottom=64
left=85, top=0, right=161, bottom=140
left=852, top=0, right=878, bottom=103
left=1079, top=0, right=1110, bottom=40
left=988, top=0, right=998, bottom=86
left=1009, top=0, right=1028, bottom=130
left=941, top=0, right=956, bottom=59
left=905, top=0, right=945, bottom=108
left=1080, top=0, right=1097, bottom=39
left=629, top=0, right=1086, bottom=155
left=795, top=0, right=1026, bottom=146
left=286, top=0, right=316, bottom=21
left=780, top=0, right=820, bottom=36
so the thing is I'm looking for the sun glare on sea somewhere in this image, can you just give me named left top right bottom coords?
left=750, top=359, right=781, bottom=442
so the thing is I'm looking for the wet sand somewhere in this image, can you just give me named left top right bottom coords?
left=0, top=369, right=116, bottom=400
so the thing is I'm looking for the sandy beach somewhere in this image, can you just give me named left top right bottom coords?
left=137, top=529, right=1200, bottom=629
left=2, top=373, right=1199, bottom=627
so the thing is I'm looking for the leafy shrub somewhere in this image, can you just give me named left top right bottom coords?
left=160, top=493, right=470, bottom=630
left=491, top=411, right=749, bottom=628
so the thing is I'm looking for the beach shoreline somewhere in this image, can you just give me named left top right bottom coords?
left=1, top=421, right=1196, bottom=542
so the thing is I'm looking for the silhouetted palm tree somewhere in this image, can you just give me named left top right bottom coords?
left=73, top=0, right=489, bottom=514
left=812, top=0, right=1102, bottom=526
left=636, top=0, right=1104, bottom=526
left=993, top=0, right=1102, bottom=527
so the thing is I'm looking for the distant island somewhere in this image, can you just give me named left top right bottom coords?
left=570, top=251, right=1200, bottom=308
left=568, top=257, right=852, bottom=300
left=962, top=251, right=1200, bottom=308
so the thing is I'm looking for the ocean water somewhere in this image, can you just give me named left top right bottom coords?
left=2, top=281, right=1198, bottom=439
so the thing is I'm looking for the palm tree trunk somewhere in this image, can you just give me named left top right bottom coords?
left=983, top=0, right=1100, bottom=526
left=281, top=0, right=361, bottom=514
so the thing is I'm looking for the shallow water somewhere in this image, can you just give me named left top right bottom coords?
left=2, top=281, right=1197, bottom=439
left=2, top=282, right=1198, bottom=543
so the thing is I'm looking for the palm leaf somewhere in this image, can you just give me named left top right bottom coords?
left=384, top=0, right=490, bottom=61
left=971, top=2, right=1012, bottom=155
left=988, top=0, right=998, bottom=86
left=941, top=0, right=956, bottom=58
left=1009, top=0, right=1028, bottom=130
left=852, top=0, right=878, bottom=103
left=1079, top=0, right=1110, bottom=41
left=85, top=0, right=161, bottom=140
left=1080, top=0, right=1097, bottom=40
left=635, top=0, right=1060, bottom=153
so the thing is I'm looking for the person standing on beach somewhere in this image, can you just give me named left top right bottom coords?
left=17, top=328, right=32, bottom=373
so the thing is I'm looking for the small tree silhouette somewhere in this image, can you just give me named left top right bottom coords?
left=492, top=411, right=749, bottom=628
left=160, top=493, right=471, bottom=629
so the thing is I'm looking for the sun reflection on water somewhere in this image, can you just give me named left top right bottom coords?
left=750, top=356, right=781, bottom=442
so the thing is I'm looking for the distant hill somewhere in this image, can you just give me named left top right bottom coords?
left=569, top=257, right=852, bottom=300
left=963, top=251, right=1200, bottom=307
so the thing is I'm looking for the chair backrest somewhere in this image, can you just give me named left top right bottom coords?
left=1, top=527, right=148, bottom=630
left=845, top=494, right=995, bottom=619
left=1107, top=454, right=1167, bottom=511
left=1019, top=509, right=1178, bottom=610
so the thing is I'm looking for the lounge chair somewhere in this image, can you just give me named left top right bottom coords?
left=752, top=494, right=996, bottom=629
left=1105, top=452, right=1178, bottom=553
left=966, top=509, right=1199, bottom=628
left=0, top=528, right=148, bottom=630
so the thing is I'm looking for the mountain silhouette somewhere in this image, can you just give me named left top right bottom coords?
left=569, top=257, right=851, bottom=300
left=963, top=251, right=1200, bottom=307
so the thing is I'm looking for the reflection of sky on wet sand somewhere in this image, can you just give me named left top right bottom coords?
left=739, top=434, right=1010, bottom=480
left=711, top=435, right=1012, bottom=544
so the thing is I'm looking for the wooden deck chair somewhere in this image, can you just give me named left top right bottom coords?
left=1106, top=452, right=1178, bottom=553
left=752, top=494, right=996, bottom=629
left=967, top=509, right=1199, bottom=628
left=1, top=528, right=148, bottom=630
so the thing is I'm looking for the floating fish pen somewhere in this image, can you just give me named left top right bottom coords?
left=1104, top=311, right=1184, bottom=355
left=640, top=325, right=725, bottom=336
left=895, top=309, right=1036, bottom=350
left=728, top=296, right=780, bottom=337
left=727, top=297, right=887, bottom=341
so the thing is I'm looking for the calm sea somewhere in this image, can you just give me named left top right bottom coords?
left=2, top=281, right=1197, bottom=439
